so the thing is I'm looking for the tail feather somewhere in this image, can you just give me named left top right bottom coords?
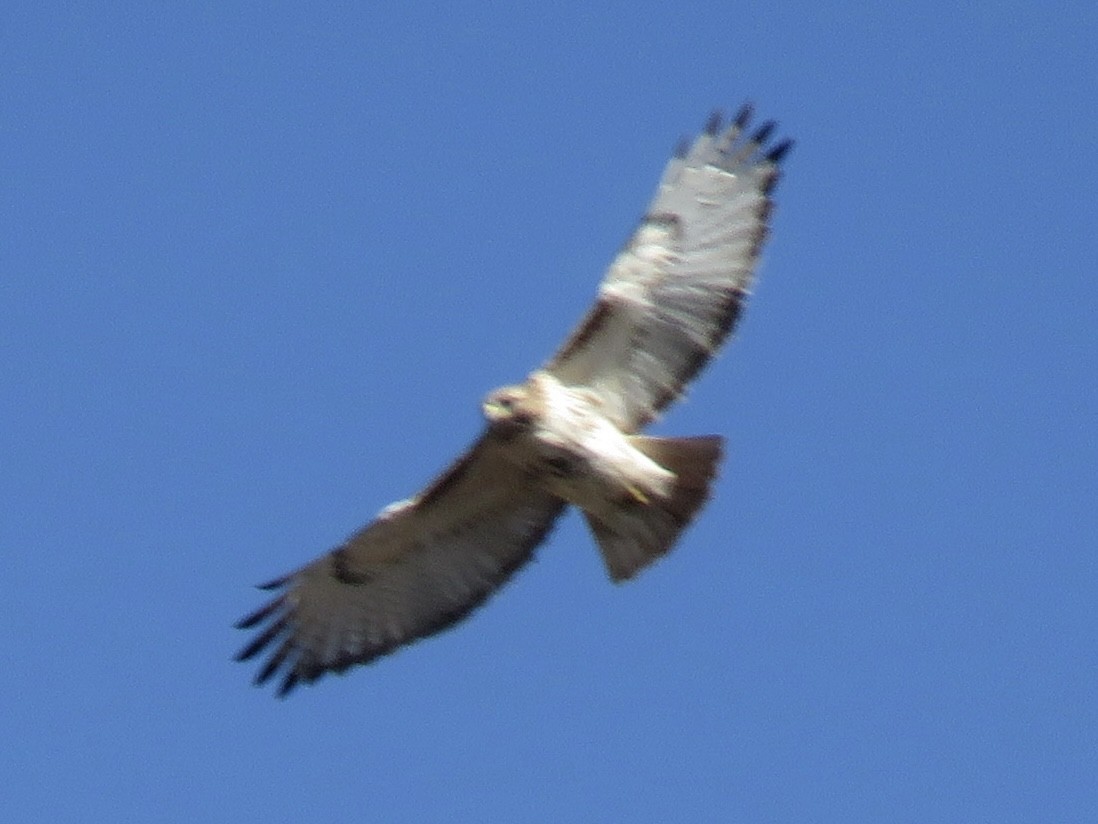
left=586, top=435, right=723, bottom=581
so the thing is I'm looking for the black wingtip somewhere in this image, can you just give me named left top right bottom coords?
left=672, top=136, right=690, bottom=159
left=277, top=670, right=300, bottom=698
left=255, top=643, right=291, bottom=686
left=751, top=120, right=776, bottom=146
left=235, top=616, right=287, bottom=662
left=257, top=574, right=290, bottom=591
left=234, top=597, right=282, bottom=630
left=766, top=138, right=794, bottom=164
left=235, top=638, right=264, bottom=663
left=733, top=102, right=753, bottom=130
left=703, top=110, right=722, bottom=136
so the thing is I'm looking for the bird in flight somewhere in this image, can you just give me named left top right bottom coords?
left=236, top=104, right=792, bottom=695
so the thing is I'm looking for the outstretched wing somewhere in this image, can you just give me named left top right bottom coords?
left=546, top=105, right=792, bottom=431
left=235, top=433, right=566, bottom=696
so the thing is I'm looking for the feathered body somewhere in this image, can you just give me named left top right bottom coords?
left=484, top=371, right=722, bottom=580
left=236, top=104, right=792, bottom=695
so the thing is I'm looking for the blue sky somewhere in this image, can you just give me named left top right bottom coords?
left=3, top=2, right=1096, bottom=821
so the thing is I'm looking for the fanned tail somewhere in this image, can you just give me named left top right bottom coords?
left=585, top=435, right=723, bottom=581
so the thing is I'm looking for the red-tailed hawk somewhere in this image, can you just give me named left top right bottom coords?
left=236, top=104, right=792, bottom=695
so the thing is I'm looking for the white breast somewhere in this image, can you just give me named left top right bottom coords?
left=528, top=371, right=674, bottom=508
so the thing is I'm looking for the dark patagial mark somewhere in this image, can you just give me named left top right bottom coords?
left=552, top=298, right=614, bottom=365
left=331, top=547, right=375, bottom=585
left=417, top=441, right=478, bottom=509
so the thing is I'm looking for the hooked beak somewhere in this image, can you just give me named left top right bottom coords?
left=483, top=399, right=507, bottom=421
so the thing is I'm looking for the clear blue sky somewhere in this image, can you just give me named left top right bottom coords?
left=3, top=3, right=1095, bottom=821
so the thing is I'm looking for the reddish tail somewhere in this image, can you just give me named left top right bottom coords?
left=585, top=435, right=723, bottom=581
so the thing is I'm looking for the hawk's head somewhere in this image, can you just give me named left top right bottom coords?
left=483, top=384, right=540, bottom=433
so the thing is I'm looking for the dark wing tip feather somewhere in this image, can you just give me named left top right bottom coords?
left=672, top=136, right=690, bottom=159
left=277, top=670, right=300, bottom=698
left=635, top=103, right=790, bottom=425
left=234, top=614, right=288, bottom=662
left=234, top=596, right=284, bottom=630
left=766, top=138, right=794, bottom=164
left=257, top=574, right=292, bottom=591
left=703, top=110, right=722, bottom=135
left=733, top=102, right=753, bottom=129
left=750, top=120, right=776, bottom=146
left=235, top=484, right=567, bottom=697
left=256, top=641, right=293, bottom=686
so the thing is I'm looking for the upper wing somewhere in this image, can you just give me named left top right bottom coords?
left=235, top=432, right=566, bottom=696
left=546, top=105, right=792, bottom=431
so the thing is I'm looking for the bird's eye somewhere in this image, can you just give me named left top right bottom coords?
left=498, top=396, right=513, bottom=409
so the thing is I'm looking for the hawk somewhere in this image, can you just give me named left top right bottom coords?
left=236, top=104, right=792, bottom=695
